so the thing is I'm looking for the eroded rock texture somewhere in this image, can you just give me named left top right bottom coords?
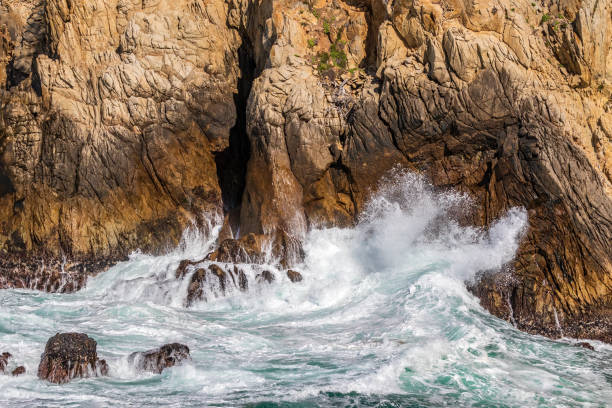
left=128, top=343, right=190, bottom=374
left=37, top=332, right=108, bottom=383
left=0, top=0, right=239, bottom=285
left=228, top=0, right=612, bottom=341
left=1, top=0, right=611, bottom=341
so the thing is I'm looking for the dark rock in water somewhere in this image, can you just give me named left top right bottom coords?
left=206, top=233, right=266, bottom=264
left=209, top=264, right=227, bottom=292
left=11, top=366, right=25, bottom=376
left=1, top=352, right=27, bottom=376
left=98, top=359, right=109, bottom=376
left=185, top=264, right=229, bottom=306
left=205, top=232, right=300, bottom=268
left=575, top=342, right=595, bottom=351
left=186, top=268, right=208, bottom=306
left=256, top=270, right=275, bottom=284
left=175, top=259, right=194, bottom=279
left=128, top=343, right=190, bottom=374
left=287, top=270, right=303, bottom=283
left=236, top=266, right=248, bottom=291
left=0, top=256, right=114, bottom=293
left=37, top=333, right=108, bottom=384
left=0, top=352, right=11, bottom=373
left=175, top=258, right=205, bottom=279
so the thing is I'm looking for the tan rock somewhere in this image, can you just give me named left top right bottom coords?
left=0, top=0, right=611, bottom=343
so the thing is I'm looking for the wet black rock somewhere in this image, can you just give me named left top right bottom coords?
left=128, top=343, right=191, bottom=374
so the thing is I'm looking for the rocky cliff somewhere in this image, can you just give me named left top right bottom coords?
left=0, top=0, right=610, bottom=341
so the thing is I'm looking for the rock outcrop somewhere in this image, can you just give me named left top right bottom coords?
left=128, top=343, right=190, bottom=374
left=0, top=0, right=239, bottom=284
left=174, top=232, right=303, bottom=305
left=177, top=260, right=302, bottom=306
left=0, top=256, right=114, bottom=292
left=1, top=0, right=611, bottom=341
left=37, top=333, right=108, bottom=383
left=229, top=0, right=612, bottom=341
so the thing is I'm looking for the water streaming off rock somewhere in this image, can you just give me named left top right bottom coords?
left=0, top=172, right=610, bottom=407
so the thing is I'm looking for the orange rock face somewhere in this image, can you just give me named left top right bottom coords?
left=1, top=0, right=611, bottom=341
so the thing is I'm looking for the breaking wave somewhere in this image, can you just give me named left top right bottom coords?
left=0, top=171, right=610, bottom=407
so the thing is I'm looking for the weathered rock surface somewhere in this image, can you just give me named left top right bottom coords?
left=228, top=0, right=612, bottom=342
left=0, top=256, right=114, bottom=292
left=179, top=261, right=289, bottom=306
left=37, top=333, right=108, bottom=383
left=1, top=0, right=611, bottom=341
left=128, top=343, right=190, bottom=374
left=0, top=0, right=239, bottom=285
left=206, top=234, right=267, bottom=264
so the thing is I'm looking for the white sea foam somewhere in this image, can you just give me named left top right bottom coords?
left=0, top=170, right=610, bottom=407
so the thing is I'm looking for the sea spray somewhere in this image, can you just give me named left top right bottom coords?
left=554, top=307, right=564, bottom=336
left=506, top=291, right=517, bottom=326
left=0, top=171, right=610, bottom=407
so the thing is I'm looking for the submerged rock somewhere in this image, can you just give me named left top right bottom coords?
left=1, top=352, right=27, bottom=376
left=183, top=263, right=251, bottom=306
left=236, top=266, right=249, bottom=291
left=575, top=342, right=595, bottom=351
left=185, top=265, right=226, bottom=306
left=11, top=366, right=25, bottom=376
left=287, top=270, right=303, bottom=283
left=37, top=333, right=108, bottom=384
left=0, top=352, right=11, bottom=373
left=128, top=343, right=190, bottom=374
left=175, top=259, right=201, bottom=280
left=206, top=234, right=267, bottom=264
left=176, top=257, right=307, bottom=304
left=256, top=270, right=276, bottom=284
left=205, top=232, right=303, bottom=268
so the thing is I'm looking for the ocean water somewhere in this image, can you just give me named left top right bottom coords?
left=0, top=171, right=610, bottom=407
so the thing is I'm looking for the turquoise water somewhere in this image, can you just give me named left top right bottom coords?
left=0, top=172, right=610, bottom=407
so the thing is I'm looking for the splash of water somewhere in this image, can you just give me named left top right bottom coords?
left=0, top=171, right=610, bottom=407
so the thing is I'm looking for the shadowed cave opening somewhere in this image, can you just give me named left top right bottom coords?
left=214, top=35, right=257, bottom=233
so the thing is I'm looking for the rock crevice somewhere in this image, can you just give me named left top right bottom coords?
left=0, top=0, right=610, bottom=342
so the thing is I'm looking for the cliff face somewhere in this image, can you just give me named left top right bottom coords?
left=0, top=0, right=611, bottom=340
left=0, top=0, right=239, bottom=285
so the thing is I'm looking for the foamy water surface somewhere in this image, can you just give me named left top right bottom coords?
left=0, top=171, right=610, bottom=407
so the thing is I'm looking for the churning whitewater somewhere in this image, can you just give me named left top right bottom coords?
left=0, top=172, right=610, bottom=407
